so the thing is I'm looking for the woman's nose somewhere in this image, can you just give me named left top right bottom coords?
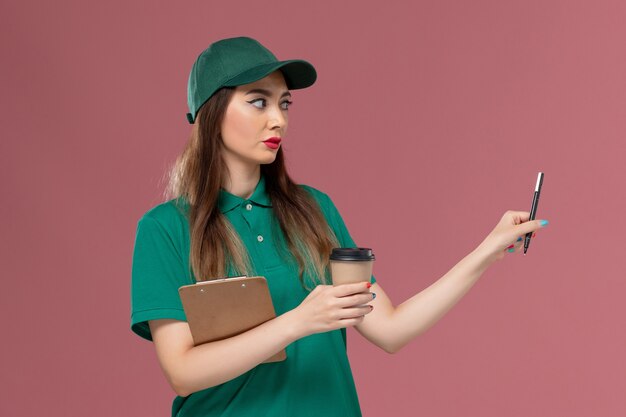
left=267, top=105, right=287, bottom=129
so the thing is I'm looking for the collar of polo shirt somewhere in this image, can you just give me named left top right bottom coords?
left=218, top=175, right=272, bottom=213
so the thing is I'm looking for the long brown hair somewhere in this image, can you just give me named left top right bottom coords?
left=165, top=87, right=339, bottom=289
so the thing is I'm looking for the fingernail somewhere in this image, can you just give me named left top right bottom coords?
left=517, top=237, right=522, bottom=242
left=507, top=248, right=515, bottom=253
left=540, top=220, right=549, bottom=227
left=372, top=293, right=377, bottom=299
left=370, top=305, right=374, bottom=309
left=366, top=282, right=372, bottom=289
left=532, top=232, right=536, bottom=238
left=506, top=244, right=514, bottom=249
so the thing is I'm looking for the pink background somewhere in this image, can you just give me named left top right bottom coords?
left=2, top=1, right=625, bottom=416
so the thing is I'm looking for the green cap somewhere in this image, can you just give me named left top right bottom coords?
left=186, top=36, right=317, bottom=124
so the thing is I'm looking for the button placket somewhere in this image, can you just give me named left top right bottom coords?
left=243, top=202, right=265, bottom=245
left=239, top=203, right=252, bottom=229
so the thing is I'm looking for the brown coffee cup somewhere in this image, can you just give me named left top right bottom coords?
left=330, top=248, right=375, bottom=286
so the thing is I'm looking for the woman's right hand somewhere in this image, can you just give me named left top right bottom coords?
left=288, top=281, right=375, bottom=338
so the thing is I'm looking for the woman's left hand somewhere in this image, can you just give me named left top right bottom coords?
left=475, top=210, right=548, bottom=262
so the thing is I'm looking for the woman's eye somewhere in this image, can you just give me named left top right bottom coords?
left=248, top=98, right=266, bottom=109
left=281, top=100, right=292, bottom=110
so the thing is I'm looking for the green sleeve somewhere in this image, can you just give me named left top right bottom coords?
left=130, top=214, right=190, bottom=341
left=303, top=186, right=377, bottom=284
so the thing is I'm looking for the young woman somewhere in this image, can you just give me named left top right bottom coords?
left=131, top=36, right=548, bottom=417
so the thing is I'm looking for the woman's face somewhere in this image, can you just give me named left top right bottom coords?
left=220, top=70, right=291, bottom=171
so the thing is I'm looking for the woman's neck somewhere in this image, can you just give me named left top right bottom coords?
left=222, top=164, right=261, bottom=200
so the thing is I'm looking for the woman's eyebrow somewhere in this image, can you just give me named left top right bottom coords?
left=244, top=88, right=291, bottom=98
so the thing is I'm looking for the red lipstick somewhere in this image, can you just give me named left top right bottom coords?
left=263, top=137, right=281, bottom=149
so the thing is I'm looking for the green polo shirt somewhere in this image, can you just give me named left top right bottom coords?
left=130, top=175, right=376, bottom=417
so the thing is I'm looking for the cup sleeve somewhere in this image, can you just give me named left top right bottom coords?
left=130, top=215, right=190, bottom=341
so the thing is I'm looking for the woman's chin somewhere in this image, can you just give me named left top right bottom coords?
left=258, top=154, right=278, bottom=165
